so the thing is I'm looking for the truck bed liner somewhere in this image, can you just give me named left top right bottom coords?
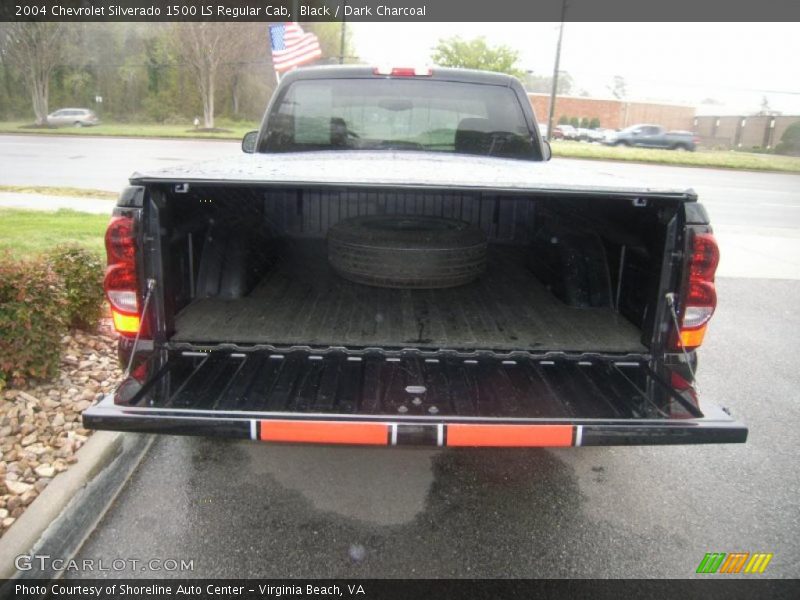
left=143, top=352, right=658, bottom=418
left=172, top=243, right=645, bottom=353
left=84, top=349, right=747, bottom=446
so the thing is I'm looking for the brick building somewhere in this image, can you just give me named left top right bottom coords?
left=528, top=93, right=696, bottom=131
left=693, top=115, right=800, bottom=150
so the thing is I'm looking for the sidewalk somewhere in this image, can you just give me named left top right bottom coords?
left=0, top=192, right=114, bottom=215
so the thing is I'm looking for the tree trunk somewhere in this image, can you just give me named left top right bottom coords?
left=31, top=72, right=48, bottom=126
left=203, top=70, right=215, bottom=129
left=231, top=74, right=240, bottom=116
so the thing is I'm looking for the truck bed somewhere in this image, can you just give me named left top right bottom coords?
left=171, top=241, right=645, bottom=353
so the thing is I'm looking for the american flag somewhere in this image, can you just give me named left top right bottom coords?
left=269, top=22, right=322, bottom=73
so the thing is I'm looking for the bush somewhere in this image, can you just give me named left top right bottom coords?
left=47, top=245, right=105, bottom=331
left=775, top=120, right=800, bottom=156
left=0, top=254, right=68, bottom=389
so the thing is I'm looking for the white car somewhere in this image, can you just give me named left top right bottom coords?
left=585, top=129, right=608, bottom=143
left=47, top=108, right=100, bottom=127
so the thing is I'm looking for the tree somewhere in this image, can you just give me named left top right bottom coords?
left=608, top=75, right=627, bottom=100
left=0, top=23, right=333, bottom=125
left=558, top=115, right=569, bottom=125
left=756, top=95, right=780, bottom=116
left=569, top=117, right=579, bottom=128
left=589, top=117, right=601, bottom=129
left=305, top=22, right=355, bottom=64
left=171, top=23, right=249, bottom=129
left=775, top=120, right=800, bottom=156
left=218, top=23, right=265, bottom=118
left=431, top=36, right=523, bottom=78
left=2, top=23, right=65, bottom=125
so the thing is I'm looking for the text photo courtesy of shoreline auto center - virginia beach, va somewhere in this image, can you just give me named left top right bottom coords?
left=0, top=1, right=799, bottom=598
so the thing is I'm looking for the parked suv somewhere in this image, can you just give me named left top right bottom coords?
left=46, top=108, right=99, bottom=127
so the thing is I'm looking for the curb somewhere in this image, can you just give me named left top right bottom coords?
left=0, top=192, right=116, bottom=215
left=553, top=153, right=800, bottom=175
left=0, top=131, right=242, bottom=142
left=0, top=431, right=123, bottom=578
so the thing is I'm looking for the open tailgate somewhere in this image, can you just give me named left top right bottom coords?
left=84, top=350, right=746, bottom=447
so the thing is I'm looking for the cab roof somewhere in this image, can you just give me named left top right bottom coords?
left=279, top=65, right=520, bottom=87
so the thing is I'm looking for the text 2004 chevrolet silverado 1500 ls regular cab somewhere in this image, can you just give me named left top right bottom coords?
left=83, top=66, right=747, bottom=448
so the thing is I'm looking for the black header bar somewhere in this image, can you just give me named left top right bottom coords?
left=2, top=0, right=800, bottom=22
left=3, top=579, right=800, bottom=600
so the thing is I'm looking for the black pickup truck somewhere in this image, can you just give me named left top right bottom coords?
left=603, top=124, right=699, bottom=151
left=84, top=66, right=746, bottom=448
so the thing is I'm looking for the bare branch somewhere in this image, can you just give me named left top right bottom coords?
left=4, top=23, right=65, bottom=124
left=171, top=22, right=255, bottom=129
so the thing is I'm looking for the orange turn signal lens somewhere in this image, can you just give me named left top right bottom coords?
left=447, top=424, right=574, bottom=447
left=680, top=325, right=707, bottom=349
left=111, top=308, right=140, bottom=335
left=260, top=421, right=388, bottom=445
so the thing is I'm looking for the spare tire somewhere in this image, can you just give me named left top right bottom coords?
left=327, top=215, right=487, bottom=288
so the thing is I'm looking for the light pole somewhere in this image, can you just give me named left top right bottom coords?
left=546, top=0, right=567, bottom=141
left=339, top=2, right=346, bottom=64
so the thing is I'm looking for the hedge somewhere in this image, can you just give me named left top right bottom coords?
left=0, top=246, right=105, bottom=389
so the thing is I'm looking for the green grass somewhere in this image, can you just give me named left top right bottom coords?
left=0, top=185, right=117, bottom=199
left=551, top=141, right=800, bottom=173
left=0, top=120, right=258, bottom=140
left=0, top=209, right=108, bottom=258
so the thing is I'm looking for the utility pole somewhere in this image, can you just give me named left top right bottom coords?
left=546, top=0, right=567, bottom=141
left=339, top=4, right=346, bottom=64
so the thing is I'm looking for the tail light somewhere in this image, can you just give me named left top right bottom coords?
left=104, top=215, right=140, bottom=336
left=675, top=231, right=719, bottom=350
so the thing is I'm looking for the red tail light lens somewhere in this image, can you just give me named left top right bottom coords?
left=373, top=66, right=432, bottom=77
left=675, top=231, right=719, bottom=350
left=688, top=233, right=720, bottom=281
left=103, top=215, right=139, bottom=336
left=105, top=216, right=136, bottom=263
left=104, top=263, right=137, bottom=292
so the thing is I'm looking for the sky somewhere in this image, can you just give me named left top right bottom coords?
left=350, top=23, right=800, bottom=115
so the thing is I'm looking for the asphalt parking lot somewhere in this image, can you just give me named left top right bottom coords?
left=1, top=135, right=798, bottom=579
